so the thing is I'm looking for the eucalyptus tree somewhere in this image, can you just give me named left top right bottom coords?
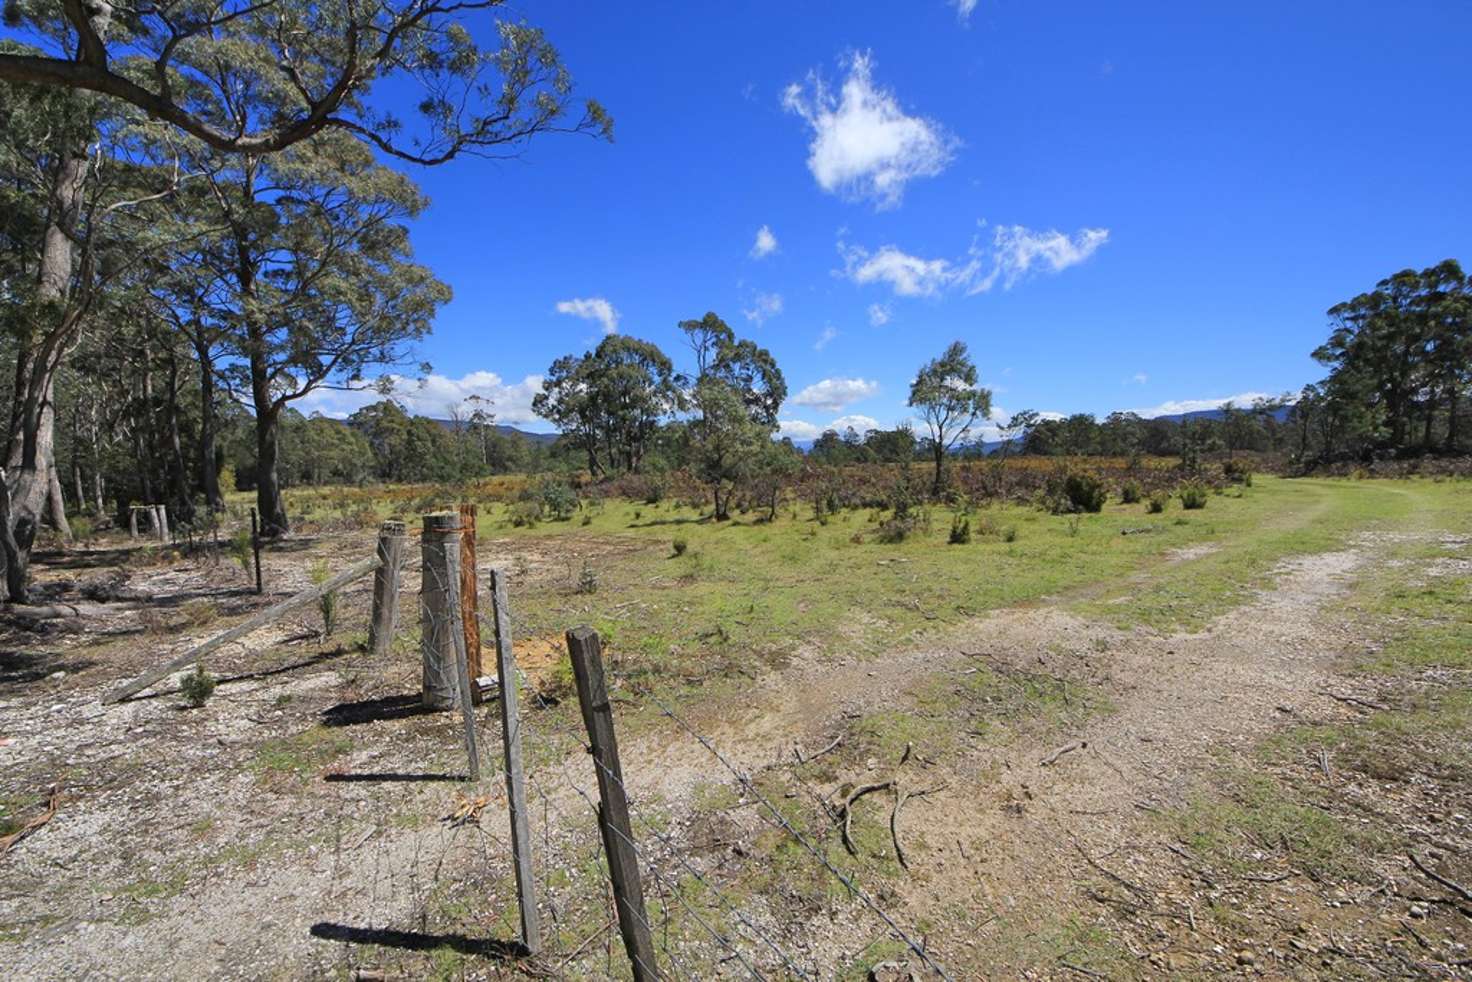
left=0, top=0, right=611, bottom=162
left=189, top=131, right=450, bottom=534
left=0, top=74, right=179, bottom=599
left=908, top=340, right=991, bottom=494
left=533, top=334, right=683, bottom=476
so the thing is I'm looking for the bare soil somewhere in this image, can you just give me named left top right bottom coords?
left=1, top=522, right=1468, bottom=980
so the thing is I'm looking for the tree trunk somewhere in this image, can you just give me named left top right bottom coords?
left=254, top=403, right=289, bottom=536
left=932, top=443, right=945, bottom=496
left=163, top=344, right=191, bottom=522
left=47, top=463, right=71, bottom=543
left=194, top=345, right=223, bottom=510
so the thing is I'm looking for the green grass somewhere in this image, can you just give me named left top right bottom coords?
left=250, top=726, right=354, bottom=781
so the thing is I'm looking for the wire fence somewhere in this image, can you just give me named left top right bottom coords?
left=336, top=513, right=949, bottom=980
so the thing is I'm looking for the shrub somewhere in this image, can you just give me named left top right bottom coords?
left=948, top=515, right=971, bottom=545
left=309, top=560, right=338, bottom=636
left=1066, top=515, right=1082, bottom=537
left=1179, top=484, right=1209, bottom=510
left=1047, top=471, right=1108, bottom=514
left=179, top=664, right=216, bottom=707
left=538, top=481, right=579, bottom=521
left=577, top=559, right=598, bottom=594
left=877, top=515, right=917, bottom=544
left=1119, top=481, right=1142, bottom=504
left=70, top=516, right=95, bottom=544
left=672, top=537, right=688, bottom=556
left=229, top=528, right=253, bottom=575
left=1001, top=525, right=1018, bottom=543
left=1222, top=459, right=1253, bottom=486
left=1146, top=491, right=1169, bottom=514
left=508, top=500, right=542, bottom=527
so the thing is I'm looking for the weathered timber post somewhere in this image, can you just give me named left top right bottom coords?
left=490, top=568, right=540, bottom=953
left=128, top=507, right=138, bottom=539
left=458, top=503, right=482, bottom=701
left=566, top=626, right=657, bottom=980
left=421, top=513, right=481, bottom=778
left=367, top=520, right=408, bottom=656
left=249, top=508, right=263, bottom=594
left=155, top=504, right=170, bottom=543
left=421, top=513, right=461, bottom=710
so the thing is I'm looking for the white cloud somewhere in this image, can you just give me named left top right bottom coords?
left=867, top=302, right=891, bottom=326
left=778, top=419, right=823, bottom=441
left=1129, top=373, right=1149, bottom=385
left=830, top=414, right=881, bottom=434
left=782, top=51, right=957, bottom=210
left=839, top=222, right=1108, bottom=298
left=778, top=414, right=882, bottom=441
left=792, top=377, right=880, bottom=413
left=296, top=371, right=547, bottom=425
left=975, top=225, right=1109, bottom=292
left=750, top=225, right=779, bottom=259
left=839, top=241, right=978, bottom=298
left=1128, top=391, right=1273, bottom=419
left=951, top=0, right=979, bottom=21
left=555, top=297, right=620, bottom=335
left=813, top=325, right=839, bottom=351
left=743, top=291, right=784, bottom=325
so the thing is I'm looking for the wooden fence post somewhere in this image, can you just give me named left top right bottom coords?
left=490, top=568, right=540, bottom=954
left=128, top=507, right=138, bottom=540
left=368, top=520, right=407, bottom=657
left=566, top=626, right=657, bottom=980
left=458, top=503, right=482, bottom=701
left=155, top=504, right=169, bottom=543
left=421, top=513, right=461, bottom=710
left=249, top=508, right=263, bottom=594
left=422, top=513, right=481, bottom=781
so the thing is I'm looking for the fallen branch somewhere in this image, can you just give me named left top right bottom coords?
left=0, top=785, right=60, bottom=855
left=839, top=781, right=893, bottom=856
left=793, top=735, right=842, bottom=765
left=891, top=787, right=911, bottom=870
left=1410, top=852, right=1472, bottom=903
left=1041, top=740, right=1088, bottom=767
left=1322, top=690, right=1389, bottom=712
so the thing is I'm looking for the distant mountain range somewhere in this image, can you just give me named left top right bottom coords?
left=435, top=404, right=1294, bottom=455
left=431, top=419, right=559, bottom=446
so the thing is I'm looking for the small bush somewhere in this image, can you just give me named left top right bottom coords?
left=672, top=537, right=688, bottom=556
left=1222, top=459, right=1253, bottom=486
left=179, top=664, right=216, bottom=707
left=229, top=528, right=253, bottom=575
left=577, top=559, right=598, bottom=594
left=508, top=500, right=542, bottom=527
left=877, top=516, right=916, bottom=544
left=1146, top=491, right=1169, bottom=514
left=948, top=515, right=971, bottom=545
left=538, top=481, right=579, bottom=521
left=1179, top=484, right=1209, bottom=510
left=1002, top=525, right=1018, bottom=543
left=1066, top=515, right=1082, bottom=537
left=309, top=560, right=338, bottom=636
left=1046, top=470, right=1107, bottom=514
left=1119, top=481, right=1142, bottom=504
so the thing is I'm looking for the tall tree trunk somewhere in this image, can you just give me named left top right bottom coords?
left=163, top=344, right=191, bottom=522
left=47, top=463, right=71, bottom=543
left=1, top=151, right=87, bottom=601
left=254, top=403, right=288, bottom=536
left=932, top=443, right=944, bottom=496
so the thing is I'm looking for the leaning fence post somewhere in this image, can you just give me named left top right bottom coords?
left=422, top=513, right=480, bottom=780
left=566, top=626, right=657, bottom=980
left=491, top=568, right=540, bottom=954
left=368, top=520, right=407, bottom=656
left=128, top=507, right=138, bottom=540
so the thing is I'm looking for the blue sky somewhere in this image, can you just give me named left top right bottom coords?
left=292, top=1, right=1472, bottom=440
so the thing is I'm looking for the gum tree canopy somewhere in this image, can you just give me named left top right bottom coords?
left=0, top=0, right=612, bottom=163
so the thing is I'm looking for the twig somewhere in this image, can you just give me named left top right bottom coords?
left=0, top=785, right=61, bottom=855
left=840, top=781, right=894, bottom=855
left=1041, top=740, right=1087, bottom=767
left=1322, top=690, right=1388, bottom=712
left=1318, top=747, right=1333, bottom=782
left=1409, top=852, right=1472, bottom=903
left=891, top=788, right=911, bottom=870
left=793, top=735, right=842, bottom=765
left=1074, top=840, right=1149, bottom=897
left=1058, top=961, right=1107, bottom=979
